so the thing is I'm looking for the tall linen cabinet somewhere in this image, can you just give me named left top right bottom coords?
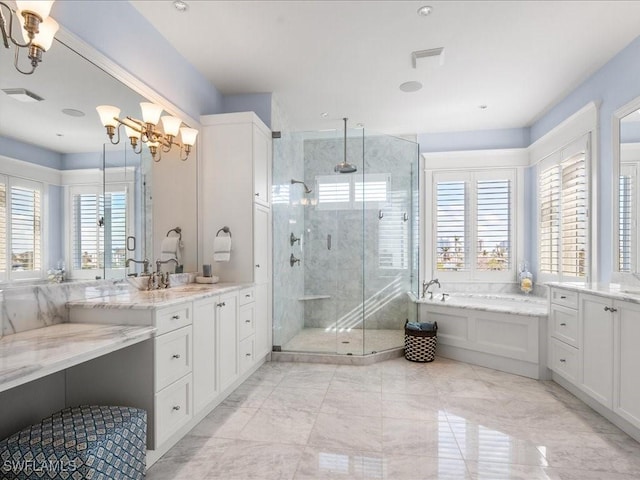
left=199, top=112, right=273, bottom=362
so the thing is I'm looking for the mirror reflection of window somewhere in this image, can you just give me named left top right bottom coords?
left=619, top=107, right=640, bottom=273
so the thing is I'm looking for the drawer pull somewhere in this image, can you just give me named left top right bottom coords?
left=255, top=264, right=260, bottom=268
left=172, top=314, right=180, bottom=320
left=560, top=296, right=567, bottom=299
left=172, top=405, right=181, bottom=411
left=604, top=306, right=618, bottom=313
left=172, top=354, right=181, bottom=359
left=559, top=358, right=566, bottom=363
left=560, top=323, right=567, bottom=327
left=216, top=302, right=226, bottom=308
left=245, top=319, right=251, bottom=323
left=245, top=294, right=251, bottom=298
left=245, top=353, right=251, bottom=357
left=255, top=192, right=260, bottom=196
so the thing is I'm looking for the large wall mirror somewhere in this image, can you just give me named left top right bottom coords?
left=614, top=97, right=640, bottom=274
left=0, top=35, right=197, bottom=283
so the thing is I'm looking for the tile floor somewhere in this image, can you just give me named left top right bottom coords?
left=282, top=328, right=405, bottom=355
left=146, top=357, right=640, bottom=479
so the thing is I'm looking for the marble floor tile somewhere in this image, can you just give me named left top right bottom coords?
left=308, top=412, right=383, bottom=452
left=146, top=357, right=640, bottom=480
left=238, top=407, right=318, bottom=445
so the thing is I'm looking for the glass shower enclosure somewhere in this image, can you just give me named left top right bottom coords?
left=272, top=126, right=419, bottom=355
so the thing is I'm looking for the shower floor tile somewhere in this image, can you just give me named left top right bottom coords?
left=282, top=328, right=404, bottom=355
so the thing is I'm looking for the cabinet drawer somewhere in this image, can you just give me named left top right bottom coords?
left=155, top=326, right=192, bottom=391
left=239, top=336, right=255, bottom=374
left=550, top=304, right=579, bottom=347
left=550, top=289, right=578, bottom=309
left=239, top=303, right=255, bottom=340
left=155, top=373, right=192, bottom=446
left=156, top=303, right=192, bottom=336
left=239, top=287, right=255, bottom=306
left=550, top=337, right=579, bottom=383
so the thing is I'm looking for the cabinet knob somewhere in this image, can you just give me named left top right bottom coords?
left=560, top=323, right=567, bottom=327
left=255, top=264, right=260, bottom=268
left=172, top=354, right=181, bottom=359
left=560, top=296, right=567, bottom=299
left=245, top=319, right=251, bottom=323
left=246, top=353, right=251, bottom=357
left=255, top=192, right=260, bottom=196
left=559, top=358, right=566, bottom=363
left=245, top=294, right=251, bottom=298
left=172, top=405, right=181, bottom=411
left=172, top=315, right=180, bottom=320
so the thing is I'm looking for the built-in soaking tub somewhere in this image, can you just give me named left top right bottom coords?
left=409, top=292, right=549, bottom=379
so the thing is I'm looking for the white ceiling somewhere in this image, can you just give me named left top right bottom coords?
left=131, top=0, right=640, bottom=136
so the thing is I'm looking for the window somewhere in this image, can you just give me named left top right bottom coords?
left=69, top=184, right=130, bottom=278
left=432, top=170, right=515, bottom=279
left=0, top=175, right=43, bottom=282
left=537, top=135, right=589, bottom=280
left=316, top=174, right=389, bottom=210
left=378, top=190, right=409, bottom=270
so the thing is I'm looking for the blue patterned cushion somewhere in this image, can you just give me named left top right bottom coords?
left=0, top=405, right=147, bottom=479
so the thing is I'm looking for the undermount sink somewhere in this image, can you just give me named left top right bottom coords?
left=126, top=275, right=152, bottom=290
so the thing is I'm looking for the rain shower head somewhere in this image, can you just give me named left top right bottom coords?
left=335, top=117, right=357, bottom=174
left=291, top=179, right=312, bottom=194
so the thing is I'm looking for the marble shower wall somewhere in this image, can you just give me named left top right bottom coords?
left=272, top=131, right=306, bottom=348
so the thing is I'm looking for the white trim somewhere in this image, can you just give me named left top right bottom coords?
left=61, top=167, right=135, bottom=186
left=0, top=155, right=62, bottom=186
left=422, top=148, right=529, bottom=169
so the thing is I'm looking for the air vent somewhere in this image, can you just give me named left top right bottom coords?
left=411, top=47, right=445, bottom=68
left=1, top=88, right=44, bottom=102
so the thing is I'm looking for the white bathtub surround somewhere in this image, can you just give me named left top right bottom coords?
left=413, top=292, right=548, bottom=380
left=428, top=281, right=548, bottom=298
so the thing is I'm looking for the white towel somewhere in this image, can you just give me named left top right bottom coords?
left=213, top=235, right=231, bottom=262
left=160, top=236, right=182, bottom=270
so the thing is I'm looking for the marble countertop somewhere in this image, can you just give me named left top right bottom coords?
left=409, top=291, right=548, bottom=317
left=0, top=323, right=155, bottom=393
left=66, top=282, right=252, bottom=310
left=547, top=282, right=640, bottom=304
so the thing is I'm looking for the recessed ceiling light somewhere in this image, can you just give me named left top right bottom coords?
left=173, top=0, right=188, bottom=12
left=320, top=112, right=328, bottom=118
left=399, top=81, right=423, bottom=93
left=2, top=88, right=43, bottom=102
left=56, top=133, right=64, bottom=137
left=62, top=108, right=85, bottom=117
left=479, top=104, right=488, bottom=110
left=417, top=5, right=433, bottom=16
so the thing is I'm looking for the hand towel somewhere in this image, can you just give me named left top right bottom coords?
left=160, top=236, right=182, bottom=270
left=213, top=235, right=232, bottom=262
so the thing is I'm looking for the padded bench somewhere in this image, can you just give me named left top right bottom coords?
left=0, top=405, right=147, bottom=479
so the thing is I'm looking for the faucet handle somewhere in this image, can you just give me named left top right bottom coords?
left=441, top=293, right=449, bottom=302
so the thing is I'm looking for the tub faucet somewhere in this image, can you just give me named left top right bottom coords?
left=125, top=258, right=150, bottom=275
left=422, top=278, right=441, bottom=298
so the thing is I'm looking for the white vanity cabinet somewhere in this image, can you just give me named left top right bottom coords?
left=217, top=292, right=239, bottom=392
left=548, top=287, right=580, bottom=383
left=192, top=297, right=217, bottom=413
left=613, top=300, right=640, bottom=428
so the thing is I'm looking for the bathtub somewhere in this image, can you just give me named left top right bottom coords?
left=409, top=291, right=549, bottom=379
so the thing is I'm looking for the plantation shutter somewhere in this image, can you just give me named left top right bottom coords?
left=379, top=190, right=409, bottom=269
left=619, top=164, right=636, bottom=272
left=0, top=178, right=6, bottom=277
left=10, top=183, right=41, bottom=272
left=316, top=175, right=351, bottom=210
left=105, top=191, right=127, bottom=269
left=561, top=152, right=587, bottom=277
left=539, top=164, right=560, bottom=275
left=476, top=179, right=511, bottom=271
left=73, top=192, right=103, bottom=270
left=436, top=180, right=466, bottom=271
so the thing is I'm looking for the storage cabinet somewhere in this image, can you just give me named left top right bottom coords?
left=193, top=297, right=217, bottom=412
left=613, top=300, right=640, bottom=428
left=217, top=292, right=239, bottom=392
left=548, top=287, right=580, bottom=383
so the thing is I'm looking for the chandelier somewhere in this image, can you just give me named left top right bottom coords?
left=96, top=103, right=198, bottom=162
left=0, top=0, right=59, bottom=75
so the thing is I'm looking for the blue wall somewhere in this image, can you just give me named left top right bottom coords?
left=418, top=127, right=530, bottom=153
left=0, top=136, right=62, bottom=169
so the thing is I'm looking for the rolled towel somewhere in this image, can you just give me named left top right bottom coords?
left=213, top=235, right=232, bottom=262
left=419, top=322, right=437, bottom=332
left=406, top=322, right=422, bottom=331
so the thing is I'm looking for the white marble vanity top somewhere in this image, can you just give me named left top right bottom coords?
left=0, top=323, right=155, bottom=393
left=66, top=282, right=252, bottom=310
left=548, top=282, right=640, bottom=304
left=409, top=292, right=548, bottom=317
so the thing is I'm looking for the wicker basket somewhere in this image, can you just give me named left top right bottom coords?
left=404, top=321, right=437, bottom=363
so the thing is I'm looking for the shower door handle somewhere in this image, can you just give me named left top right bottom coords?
left=327, top=234, right=332, bottom=250
left=378, top=210, right=384, bottom=220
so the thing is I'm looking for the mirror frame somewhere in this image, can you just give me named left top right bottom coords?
left=612, top=94, right=640, bottom=273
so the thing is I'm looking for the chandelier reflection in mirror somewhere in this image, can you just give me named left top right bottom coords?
left=0, top=0, right=59, bottom=75
left=96, top=103, right=198, bottom=162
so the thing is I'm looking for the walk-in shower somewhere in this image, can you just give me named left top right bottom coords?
left=272, top=124, right=420, bottom=355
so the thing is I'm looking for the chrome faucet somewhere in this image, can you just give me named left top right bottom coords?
left=422, top=278, right=441, bottom=298
left=156, top=258, right=179, bottom=273
left=125, top=258, right=150, bottom=275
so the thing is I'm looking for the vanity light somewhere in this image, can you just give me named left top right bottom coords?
left=96, top=102, right=198, bottom=162
left=0, top=0, right=59, bottom=75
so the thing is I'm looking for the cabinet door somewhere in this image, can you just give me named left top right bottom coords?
left=580, top=293, right=614, bottom=408
left=254, top=205, right=270, bottom=284
left=193, top=297, right=217, bottom=413
left=254, top=283, right=271, bottom=359
left=253, top=124, right=270, bottom=206
left=614, top=300, right=640, bottom=428
left=217, top=292, right=238, bottom=392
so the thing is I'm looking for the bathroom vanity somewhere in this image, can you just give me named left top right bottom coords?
left=548, top=283, right=640, bottom=442
left=65, top=282, right=271, bottom=466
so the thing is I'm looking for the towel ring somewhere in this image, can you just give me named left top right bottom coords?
left=216, top=226, right=232, bottom=238
left=166, top=227, right=182, bottom=241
